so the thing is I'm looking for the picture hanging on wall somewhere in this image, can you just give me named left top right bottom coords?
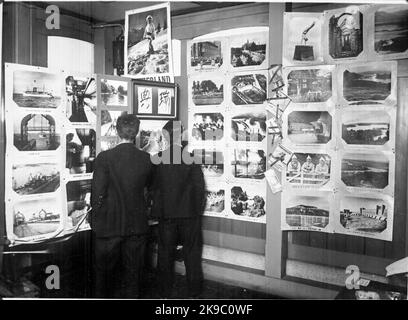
left=66, top=179, right=92, bottom=232
left=188, top=74, right=225, bottom=107
left=230, top=71, right=268, bottom=106
left=132, top=79, right=177, bottom=119
left=100, top=77, right=129, bottom=108
left=282, top=12, right=324, bottom=66
left=204, top=182, right=227, bottom=218
left=230, top=182, right=266, bottom=223
left=125, top=2, right=173, bottom=78
left=137, top=120, right=169, bottom=155
left=230, top=110, right=267, bottom=143
left=187, top=38, right=225, bottom=74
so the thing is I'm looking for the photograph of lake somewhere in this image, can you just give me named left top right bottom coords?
left=101, top=78, right=128, bottom=107
left=375, top=6, right=408, bottom=55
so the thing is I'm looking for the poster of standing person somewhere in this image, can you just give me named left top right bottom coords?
left=367, top=5, right=408, bottom=61
left=125, top=3, right=173, bottom=78
left=338, top=61, right=397, bottom=107
left=282, top=12, right=324, bottom=66
left=337, top=194, right=393, bottom=241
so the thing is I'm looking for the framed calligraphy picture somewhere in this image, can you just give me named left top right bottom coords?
left=132, top=79, right=178, bottom=119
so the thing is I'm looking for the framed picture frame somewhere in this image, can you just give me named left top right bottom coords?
left=132, top=79, right=178, bottom=119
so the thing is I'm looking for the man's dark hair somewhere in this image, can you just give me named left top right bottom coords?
left=116, top=114, right=140, bottom=141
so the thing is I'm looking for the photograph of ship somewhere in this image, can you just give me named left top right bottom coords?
left=191, top=113, right=224, bottom=141
left=343, top=65, right=392, bottom=105
left=190, top=41, right=222, bottom=71
left=66, top=128, right=96, bottom=174
left=287, top=68, right=332, bottom=103
left=12, top=163, right=60, bottom=195
left=13, top=198, right=60, bottom=239
left=231, top=149, right=266, bottom=179
left=374, top=6, right=408, bottom=55
left=13, top=114, right=60, bottom=151
left=65, top=75, right=97, bottom=123
left=342, top=111, right=390, bottom=145
left=101, top=110, right=127, bottom=137
left=341, top=153, right=389, bottom=189
left=230, top=33, right=267, bottom=68
left=191, top=78, right=224, bottom=106
left=328, top=9, right=363, bottom=59
left=231, top=186, right=265, bottom=218
left=287, top=111, right=332, bottom=144
left=138, top=120, right=169, bottom=155
left=66, top=180, right=91, bottom=228
left=231, top=73, right=267, bottom=105
left=284, top=13, right=322, bottom=63
left=286, top=153, right=331, bottom=186
left=193, top=149, right=224, bottom=178
left=231, top=111, right=266, bottom=142
left=205, top=189, right=225, bottom=213
left=101, top=78, right=128, bottom=107
left=126, top=5, right=170, bottom=76
left=13, top=70, right=62, bottom=108
left=285, top=196, right=329, bottom=228
left=340, top=197, right=388, bottom=233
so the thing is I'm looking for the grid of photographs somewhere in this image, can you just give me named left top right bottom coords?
left=188, top=27, right=269, bottom=223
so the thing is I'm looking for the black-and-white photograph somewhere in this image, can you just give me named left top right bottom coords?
left=231, top=185, right=266, bottom=219
left=231, top=73, right=267, bottom=105
left=193, top=149, right=224, bottom=178
left=340, top=196, right=388, bottom=234
left=342, top=111, right=390, bottom=145
left=13, top=70, right=62, bottom=109
left=328, top=9, right=363, bottom=59
left=204, top=188, right=225, bottom=213
left=100, top=78, right=128, bottom=107
left=138, top=120, right=169, bottom=155
left=13, top=198, right=61, bottom=239
left=66, top=180, right=91, bottom=228
left=190, top=41, right=223, bottom=71
left=12, top=163, right=60, bottom=195
left=191, top=113, right=224, bottom=141
left=286, top=153, right=331, bottom=186
left=287, top=67, right=332, bottom=103
left=287, top=111, right=332, bottom=144
left=230, top=32, right=267, bottom=68
left=66, top=75, right=97, bottom=123
left=231, top=112, right=266, bottom=142
left=66, top=128, right=96, bottom=174
left=285, top=195, right=330, bottom=229
left=13, top=114, right=60, bottom=151
left=342, top=64, right=393, bottom=105
left=101, top=110, right=127, bottom=137
left=341, top=153, right=389, bottom=189
left=191, top=78, right=224, bottom=106
left=374, top=6, right=408, bottom=56
left=231, top=149, right=266, bottom=179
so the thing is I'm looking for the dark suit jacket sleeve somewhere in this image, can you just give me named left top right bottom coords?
left=191, top=164, right=206, bottom=215
left=91, top=152, right=110, bottom=213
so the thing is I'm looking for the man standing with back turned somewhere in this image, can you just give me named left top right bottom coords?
left=91, top=114, right=154, bottom=298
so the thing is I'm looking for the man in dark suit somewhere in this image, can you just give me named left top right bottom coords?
left=91, top=114, right=154, bottom=298
left=151, top=120, right=206, bottom=298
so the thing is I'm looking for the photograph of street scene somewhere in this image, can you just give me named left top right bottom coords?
left=193, top=149, right=224, bottom=178
left=287, top=111, right=331, bottom=144
left=231, top=185, right=265, bottom=219
left=191, top=78, right=224, bottom=106
left=204, top=189, right=225, bottom=214
left=374, top=6, right=408, bottom=56
left=191, top=113, right=224, bottom=141
left=190, top=41, right=223, bottom=71
left=13, top=113, right=60, bottom=151
left=231, top=111, right=266, bottom=142
left=285, top=195, right=329, bottom=229
left=328, top=9, right=363, bottom=59
left=231, top=149, right=266, bottom=179
left=342, top=111, right=390, bottom=145
left=340, top=196, right=388, bottom=234
left=12, top=163, right=60, bottom=195
left=341, top=153, right=389, bottom=189
left=13, top=198, right=61, bottom=239
left=342, top=64, right=392, bottom=105
left=13, top=70, right=62, bottom=109
left=287, top=67, right=332, bottom=103
left=230, top=32, right=267, bottom=68
left=100, top=78, right=128, bottom=107
left=231, top=73, right=267, bottom=105
left=286, top=153, right=331, bottom=186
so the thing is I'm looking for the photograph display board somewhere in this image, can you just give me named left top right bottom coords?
left=187, top=27, right=269, bottom=224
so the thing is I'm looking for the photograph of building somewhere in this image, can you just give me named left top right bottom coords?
left=230, top=33, right=267, bottom=68
left=231, top=73, right=267, bottom=105
left=190, top=41, right=222, bottom=71
left=285, top=195, right=329, bottom=228
left=287, top=111, right=331, bottom=144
